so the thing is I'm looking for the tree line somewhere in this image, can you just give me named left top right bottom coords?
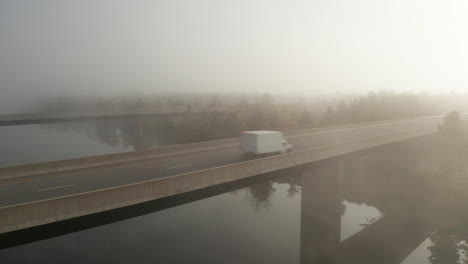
left=38, top=91, right=468, bottom=146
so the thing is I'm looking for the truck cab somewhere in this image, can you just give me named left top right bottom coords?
left=282, top=139, right=292, bottom=153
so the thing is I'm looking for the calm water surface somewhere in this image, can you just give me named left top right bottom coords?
left=0, top=119, right=178, bottom=167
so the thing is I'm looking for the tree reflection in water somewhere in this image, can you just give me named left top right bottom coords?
left=428, top=230, right=467, bottom=264
left=244, top=181, right=276, bottom=211
left=45, top=118, right=179, bottom=150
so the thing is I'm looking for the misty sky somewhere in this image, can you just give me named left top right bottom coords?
left=1, top=0, right=468, bottom=111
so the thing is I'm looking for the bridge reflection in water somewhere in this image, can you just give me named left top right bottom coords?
left=300, top=160, right=434, bottom=264
left=1, top=137, right=467, bottom=264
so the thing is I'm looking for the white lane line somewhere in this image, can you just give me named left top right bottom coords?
left=167, top=164, right=192, bottom=170
left=36, top=184, right=76, bottom=192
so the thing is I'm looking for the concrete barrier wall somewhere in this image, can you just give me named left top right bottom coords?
left=0, top=126, right=436, bottom=234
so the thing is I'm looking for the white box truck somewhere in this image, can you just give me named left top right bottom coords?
left=241, top=131, right=292, bottom=156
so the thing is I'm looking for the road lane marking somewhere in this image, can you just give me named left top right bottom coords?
left=167, top=164, right=192, bottom=170
left=0, top=156, right=194, bottom=186
left=0, top=118, right=442, bottom=187
left=36, top=184, right=75, bottom=192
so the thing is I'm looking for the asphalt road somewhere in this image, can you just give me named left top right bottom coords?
left=0, top=117, right=444, bottom=207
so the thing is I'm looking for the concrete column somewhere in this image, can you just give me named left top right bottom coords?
left=300, top=162, right=343, bottom=264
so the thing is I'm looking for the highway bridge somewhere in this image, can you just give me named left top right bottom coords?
left=0, top=114, right=462, bottom=234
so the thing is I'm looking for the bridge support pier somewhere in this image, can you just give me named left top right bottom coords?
left=300, top=162, right=343, bottom=264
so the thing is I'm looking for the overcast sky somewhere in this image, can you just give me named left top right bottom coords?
left=1, top=0, right=468, bottom=111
